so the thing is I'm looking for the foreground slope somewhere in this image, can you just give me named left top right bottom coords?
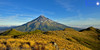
left=0, top=34, right=90, bottom=50
left=0, top=27, right=99, bottom=50
left=0, top=28, right=91, bottom=50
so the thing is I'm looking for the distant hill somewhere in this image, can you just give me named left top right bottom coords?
left=80, top=26, right=100, bottom=33
left=80, top=26, right=100, bottom=40
left=15, top=15, right=81, bottom=32
left=0, top=29, right=24, bottom=35
left=0, top=26, right=16, bottom=33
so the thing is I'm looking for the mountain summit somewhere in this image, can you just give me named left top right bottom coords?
left=33, top=15, right=50, bottom=22
left=15, top=15, right=79, bottom=32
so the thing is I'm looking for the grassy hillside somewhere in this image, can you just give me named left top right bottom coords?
left=0, top=34, right=90, bottom=50
left=44, top=27, right=100, bottom=50
left=0, top=27, right=99, bottom=50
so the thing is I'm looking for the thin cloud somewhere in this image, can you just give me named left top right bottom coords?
left=26, top=8, right=55, bottom=15
left=55, top=0, right=75, bottom=11
left=0, top=14, right=36, bottom=20
left=0, top=1, right=15, bottom=7
left=0, top=14, right=40, bottom=25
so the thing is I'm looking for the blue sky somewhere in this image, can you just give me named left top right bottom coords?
left=0, top=0, right=100, bottom=28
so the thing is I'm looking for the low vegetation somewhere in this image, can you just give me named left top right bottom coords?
left=0, top=27, right=99, bottom=50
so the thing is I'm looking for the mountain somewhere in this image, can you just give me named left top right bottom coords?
left=0, top=29, right=24, bottom=35
left=15, top=15, right=81, bottom=32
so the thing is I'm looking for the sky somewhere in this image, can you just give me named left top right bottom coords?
left=0, top=0, right=100, bottom=28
